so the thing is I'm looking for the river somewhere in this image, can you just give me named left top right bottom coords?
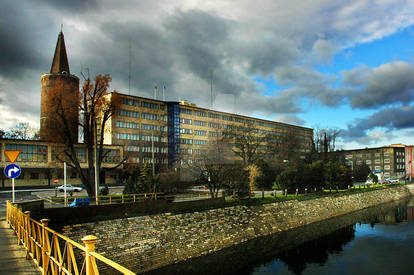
left=148, top=197, right=414, bottom=275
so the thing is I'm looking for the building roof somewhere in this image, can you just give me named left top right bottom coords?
left=50, top=31, right=70, bottom=74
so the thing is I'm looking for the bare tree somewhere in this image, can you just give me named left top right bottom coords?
left=43, top=74, right=125, bottom=197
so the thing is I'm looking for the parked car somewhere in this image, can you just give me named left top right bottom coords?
left=56, top=184, right=83, bottom=192
left=380, top=180, right=390, bottom=184
left=386, top=178, right=399, bottom=183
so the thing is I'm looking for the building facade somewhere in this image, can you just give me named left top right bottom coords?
left=341, top=144, right=406, bottom=180
left=405, top=145, right=414, bottom=180
left=0, top=139, right=123, bottom=188
left=105, top=94, right=314, bottom=167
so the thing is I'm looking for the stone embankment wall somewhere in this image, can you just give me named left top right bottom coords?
left=62, top=185, right=414, bottom=273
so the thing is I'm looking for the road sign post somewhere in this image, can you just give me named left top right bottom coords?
left=4, top=150, right=21, bottom=203
left=4, top=163, right=21, bottom=203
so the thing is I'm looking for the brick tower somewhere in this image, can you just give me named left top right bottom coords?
left=40, top=31, right=79, bottom=141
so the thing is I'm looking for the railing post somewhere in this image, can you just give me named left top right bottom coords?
left=24, top=211, right=31, bottom=258
left=82, top=235, right=99, bottom=275
left=41, top=218, right=50, bottom=274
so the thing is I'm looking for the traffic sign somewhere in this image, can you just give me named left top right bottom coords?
left=4, top=164, right=21, bottom=179
left=4, top=150, right=21, bottom=163
left=54, top=178, right=59, bottom=184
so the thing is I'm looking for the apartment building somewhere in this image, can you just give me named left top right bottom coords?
left=342, top=144, right=406, bottom=180
left=105, top=93, right=314, bottom=167
left=406, top=145, right=414, bottom=180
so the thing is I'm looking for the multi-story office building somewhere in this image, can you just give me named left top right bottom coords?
left=341, top=144, right=406, bottom=179
left=105, top=93, right=314, bottom=167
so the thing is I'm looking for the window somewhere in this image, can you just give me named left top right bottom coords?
left=234, top=117, right=244, bottom=123
left=119, top=109, right=139, bottom=118
left=141, top=113, right=158, bottom=120
left=194, top=120, right=207, bottom=127
left=384, top=152, right=390, bottom=157
left=180, top=138, right=193, bottom=144
left=102, top=149, right=120, bottom=163
left=356, top=154, right=362, bottom=158
left=141, top=101, right=159, bottom=109
left=384, top=159, right=390, bottom=163
left=160, top=115, right=167, bottom=122
left=209, top=122, right=220, bottom=129
left=366, top=160, right=371, bottom=164
left=160, top=137, right=167, bottom=142
left=222, top=115, right=233, bottom=121
left=141, top=124, right=158, bottom=131
left=183, top=148, right=193, bottom=155
left=141, top=135, right=159, bottom=142
left=375, top=159, right=380, bottom=164
left=366, top=153, right=371, bottom=158
left=5, top=144, right=48, bottom=162
left=345, top=154, right=353, bottom=159
left=384, top=165, right=390, bottom=170
left=180, top=128, right=193, bottom=134
left=356, top=160, right=362, bottom=165
left=122, top=98, right=139, bottom=106
left=194, top=149, right=207, bottom=155
left=194, top=139, right=207, bottom=145
left=209, top=131, right=220, bottom=137
left=222, top=124, right=233, bottom=130
left=181, top=118, right=192, bottom=125
left=160, top=126, right=168, bottom=132
left=180, top=108, right=193, bottom=115
left=194, top=110, right=206, bottom=117
left=116, top=133, right=139, bottom=140
left=375, top=166, right=381, bottom=171
left=116, top=121, right=139, bottom=129
left=384, top=172, right=390, bottom=177
left=208, top=113, right=220, bottom=119
left=194, top=130, right=207, bottom=136
left=375, top=153, right=380, bottom=157
left=127, top=146, right=140, bottom=152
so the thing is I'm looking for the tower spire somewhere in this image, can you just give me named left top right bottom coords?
left=50, top=29, right=70, bottom=74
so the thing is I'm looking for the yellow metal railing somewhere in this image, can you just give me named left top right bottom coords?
left=6, top=201, right=136, bottom=275
left=49, top=192, right=175, bottom=206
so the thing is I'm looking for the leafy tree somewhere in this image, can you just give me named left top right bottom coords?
left=43, top=74, right=125, bottom=197
left=353, top=163, right=371, bottom=183
left=224, top=162, right=249, bottom=197
left=255, top=160, right=276, bottom=198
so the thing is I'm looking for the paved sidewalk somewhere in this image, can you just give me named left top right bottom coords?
left=0, top=214, right=39, bottom=274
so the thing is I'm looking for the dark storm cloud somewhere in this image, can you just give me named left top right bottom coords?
left=342, top=61, right=414, bottom=109
left=342, top=105, right=414, bottom=139
left=38, top=0, right=99, bottom=12
left=0, top=1, right=51, bottom=77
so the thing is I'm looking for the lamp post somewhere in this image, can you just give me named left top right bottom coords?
left=94, top=117, right=99, bottom=205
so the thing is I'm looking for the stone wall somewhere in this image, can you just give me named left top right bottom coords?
left=61, top=184, right=414, bottom=273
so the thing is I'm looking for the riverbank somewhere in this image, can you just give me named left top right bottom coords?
left=62, top=184, right=414, bottom=273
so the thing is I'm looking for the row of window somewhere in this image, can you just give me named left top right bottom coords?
left=119, top=110, right=167, bottom=121
left=347, top=151, right=405, bottom=159
left=116, top=121, right=167, bottom=132
left=116, top=133, right=167, bottom=142
left=5, top=144, right=47, bottom=162
left=122, top=98, right=165, bottom=110
left=128, top=157, right=168, bottom=164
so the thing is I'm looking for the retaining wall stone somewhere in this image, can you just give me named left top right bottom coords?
left=61, top=184, right=414, bottom=273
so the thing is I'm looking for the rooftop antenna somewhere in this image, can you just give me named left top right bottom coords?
left=128, top=38, right=131, bottom=95
left=163, top=84, right=166, bottom=101
left=210, top=68, right=214, bottom=109
left=154, top=84, right=158, bottom=100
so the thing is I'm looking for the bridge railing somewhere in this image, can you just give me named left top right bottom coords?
left=6, top=200, right=136, bottom=275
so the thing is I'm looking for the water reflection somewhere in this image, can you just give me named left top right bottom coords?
left=147, top=197, right=414, bottom=275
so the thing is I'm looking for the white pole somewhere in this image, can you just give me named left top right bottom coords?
left=64, top=162, right=67, bottom=207
left=12, top=178, right=15, bottom=203
left=94, top=118, right=99, bottom=205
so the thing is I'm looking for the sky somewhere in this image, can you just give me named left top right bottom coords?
left=1, top=0, right=414, bottom=149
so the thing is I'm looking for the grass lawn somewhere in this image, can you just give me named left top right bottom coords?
left=229, top=182, right=408, bottom=206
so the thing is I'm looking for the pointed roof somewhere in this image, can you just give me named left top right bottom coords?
left=50, top=31, right=70, bottom=74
